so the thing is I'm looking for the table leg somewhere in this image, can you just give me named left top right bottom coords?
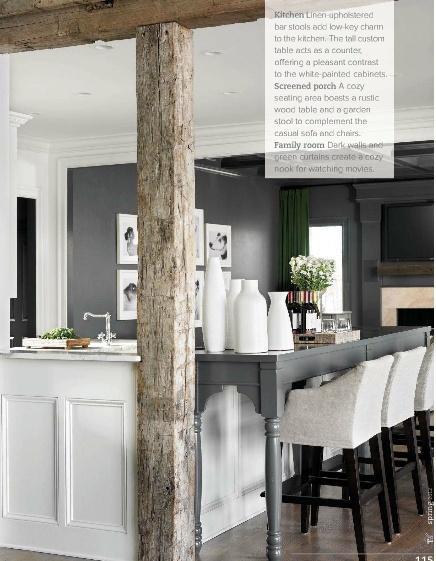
left=265, top=417, right=282, bottom=561
left=194, top=412, right=203, bottom=551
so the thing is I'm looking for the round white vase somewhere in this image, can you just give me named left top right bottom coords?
left=225, top=279, right=243, bottom=350
left=202, top=256, right=226, bottom=352
left=234, top=280, right=268, bottom=354
left=267, top=292, right=294, bottom=351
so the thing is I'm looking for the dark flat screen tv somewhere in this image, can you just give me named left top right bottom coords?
left=382, top=202, right=434, bottom=261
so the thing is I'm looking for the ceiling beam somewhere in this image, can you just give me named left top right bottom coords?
left=0, top=0, right=110, bottom=18
left=0, top=0, right=264, bottom=53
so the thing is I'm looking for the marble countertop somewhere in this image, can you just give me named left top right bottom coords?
left=1, top=340, right=141, bottom=362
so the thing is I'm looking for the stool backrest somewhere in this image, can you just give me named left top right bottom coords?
left=351, top=355, right=394, bottom=446
left=381, top=347, right=427, bottom=428
left=415, top=340, right=434, bottom=412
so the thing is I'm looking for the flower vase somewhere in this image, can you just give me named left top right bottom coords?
left=234, top=280, right=268, bottom=354
left=202, top=256, right=226, bottom=352
left=267, top=292, right=294, bottom=351
left=225, top=279, right=243, bottom=350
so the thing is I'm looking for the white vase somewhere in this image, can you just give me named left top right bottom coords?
left=225, top=279, right=243, bottom=350
left=267, top=292, right=294, bottom=351
left=202, top=256, right=226, bottom=352
left=234, top=280, right=268, bottom=354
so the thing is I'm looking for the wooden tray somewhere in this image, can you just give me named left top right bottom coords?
left=22, top=337, right=91, bottom=349
left=294, top=330, right=360, bottom=345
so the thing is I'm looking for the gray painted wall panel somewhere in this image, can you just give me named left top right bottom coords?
left=67, top=164, right=281, bottom=340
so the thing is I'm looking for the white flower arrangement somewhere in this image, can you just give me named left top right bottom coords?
left=290, top=255, right=335, bottom=292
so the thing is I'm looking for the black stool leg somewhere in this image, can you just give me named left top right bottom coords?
left=310, top=446, right=323, bottom=527
left=404, top=417, right=424, bottom=515
left=381, top=427, right=401, bottom=534
left=369, top=434, right=393, bottom=543
left=300, top=445, right=311, bottom=534
left=344, top=448, right=366, bottom=561
left=417, top=410, right=434, bottom=501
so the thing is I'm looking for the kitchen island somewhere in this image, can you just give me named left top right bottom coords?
left=0, top=345, right=140, bottom=561
left=0, top=326, right=431, bottom=561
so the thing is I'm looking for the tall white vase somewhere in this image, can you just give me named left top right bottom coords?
left=202, top=256, right=226, bottom=352
left=234, top=280, right=268, bottom=354
left=225, top=279, right=243, bottom=350
left=267, top=292, right=294, bottom=351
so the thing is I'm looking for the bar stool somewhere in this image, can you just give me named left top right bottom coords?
left=413, top=341, right=434, bottom=497
left=393, top=341, right=434, bottom=498
left=280, top=355, right=394, bottom=561
left=378, top=346, right=427, bottom=535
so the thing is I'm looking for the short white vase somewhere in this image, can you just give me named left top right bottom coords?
left=234, top=280, right=268, bottom=354
left=202, top=256, right=226, bottom=352
left=225, top=279, right=243, bottom=350
left=267, top=292, right=294, bottom=351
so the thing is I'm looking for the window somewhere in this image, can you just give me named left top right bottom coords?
left=309, top=224, right=343, bottom=312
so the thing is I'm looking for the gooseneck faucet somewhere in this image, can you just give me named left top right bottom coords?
left=83, top=312, right=116, bottom=346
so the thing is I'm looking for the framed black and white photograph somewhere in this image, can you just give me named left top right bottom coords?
left=117, top=269, right=138, bottom=320
left=195, top=209, right=205, bottom=266
left=194, top=270, right=204, bottom=327
left=117, top=213, right=138, bottom=264
left=205, top=223, right=232, bottom=267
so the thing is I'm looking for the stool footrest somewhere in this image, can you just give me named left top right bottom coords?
left=281, top=494, right=351, bottom=508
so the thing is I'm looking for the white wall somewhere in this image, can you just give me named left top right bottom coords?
left=0, top=57, right=10, bottom=352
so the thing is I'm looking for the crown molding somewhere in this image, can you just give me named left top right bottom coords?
left=18, top=122, right=265, bottom=160
left=18, top=135, right=50, bottom=154
left=9, top=111, right=33, bottom=129
left=17, top=107, right=433, bottom=159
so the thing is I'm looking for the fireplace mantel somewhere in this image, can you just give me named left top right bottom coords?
left=378, top=261, right=434, bottom=276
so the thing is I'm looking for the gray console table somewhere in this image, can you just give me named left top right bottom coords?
left=195, top=326, right=431, bottom=561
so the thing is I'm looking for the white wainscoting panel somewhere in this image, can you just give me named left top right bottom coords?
left=65, top=399, right=127, bottom=533
left=2, top=395, right=58, bottom=523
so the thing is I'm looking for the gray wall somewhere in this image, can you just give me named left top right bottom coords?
left=67, top=164, right=281, bottom=340
left=67, top=164, right=138, bottom=339
left=309, top=180, right=434, bottom=328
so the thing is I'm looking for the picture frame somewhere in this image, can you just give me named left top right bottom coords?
left=117, top=213, right=138, bottom=265
left=194, top=270, right=204, bottom=328
left=195, top=209, right=205, bottom=266
left=117, top=269, right=138, bottom=320
left=205, top=223, right=232, bottom=267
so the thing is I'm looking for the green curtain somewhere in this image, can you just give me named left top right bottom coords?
left=278, top=188, right=309, bottom=290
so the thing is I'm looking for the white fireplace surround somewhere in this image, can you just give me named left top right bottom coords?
left=381, top=287, right=434, bottom=326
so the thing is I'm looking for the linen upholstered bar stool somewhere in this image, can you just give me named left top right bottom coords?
left=412, top=340, right=434, bottom=497
left=378, top=346, right=427, bottom=535
left=393, top=341, right=434, bottom=498
left=280, top=355, right=394, bottom=561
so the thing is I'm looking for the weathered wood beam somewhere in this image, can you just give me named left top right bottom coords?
left=0, top=0, right=110, bottom=18
left=136, top=22, right=196, bottom=561
left=0, top=0, right=264, bottom=53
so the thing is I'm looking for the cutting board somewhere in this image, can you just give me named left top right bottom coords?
left=22, top=337, right=91, bottom=349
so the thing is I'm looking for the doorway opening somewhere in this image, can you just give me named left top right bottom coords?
left=10, top=197, right=36, bottom=346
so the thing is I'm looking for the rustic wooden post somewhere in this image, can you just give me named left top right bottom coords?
left=136, top=23, right=195, bottom=561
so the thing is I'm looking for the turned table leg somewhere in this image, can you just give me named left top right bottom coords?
left=265, top=417, right=282, bottom=561
left=195, top=412, right=203, bottom=552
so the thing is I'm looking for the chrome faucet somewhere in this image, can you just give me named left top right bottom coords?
left=83, top=312, right=116, bottom=346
